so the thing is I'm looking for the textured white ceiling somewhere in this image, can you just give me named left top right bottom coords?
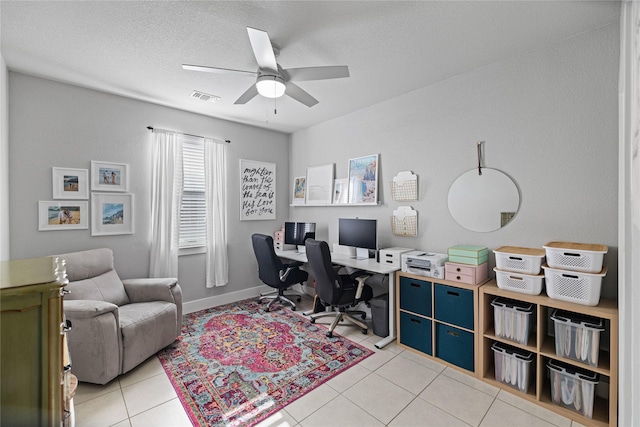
left=1, top=1, right=620, bottom=134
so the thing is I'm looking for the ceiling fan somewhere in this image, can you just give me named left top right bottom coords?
left=182, top=27, right=349, bottom=107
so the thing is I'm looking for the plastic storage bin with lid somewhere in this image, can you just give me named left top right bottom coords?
left=542, top=241, right=608, bottom=306
left=491, top=297, right=534, bottom=345
left=491, top=342, right=534, bottom=393
left=543, top=242, right=607, bottom=274
left=550, top=309, right=604, bottom=367
left=493, top=246, right=545, bottom=295
left=548, top=359, right=599, bottom=418
left=494, top=246, right=545, bottom=274
left=543, top=264, right=607, bottom=306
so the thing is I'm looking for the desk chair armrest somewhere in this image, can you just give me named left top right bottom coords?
left=350, top=272, right=370, bottom=300
left=279, top=263, right=302, bottom=281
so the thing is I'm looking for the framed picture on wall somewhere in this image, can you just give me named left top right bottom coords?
left=52, top=167, right=89, bottom=199
left=347, top=154, right=379, bottom=204
left=292, top=176, right=306, bottom=205
left=239, top=159, right=276, bottom=220
left=91, top=161, right=129, bottom=192
left=38, top=200, right=89, bottom=231
left=305, top=163, right=334, bottom=205
left=91, top=193, right=134, bottom=236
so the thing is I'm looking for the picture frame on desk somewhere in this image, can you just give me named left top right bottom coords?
left=348, top=154, right=378, bottom=204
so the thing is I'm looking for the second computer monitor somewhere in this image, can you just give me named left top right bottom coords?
left=338, top=218, right=377, bottom=259
left=284, top=221, right=316, bottom=252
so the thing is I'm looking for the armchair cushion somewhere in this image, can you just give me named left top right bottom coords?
left=118, top=302, right=178, bottom=373
left=63, top=249, right=129, bottom=306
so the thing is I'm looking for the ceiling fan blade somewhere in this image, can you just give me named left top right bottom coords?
left=247, top=27, right=278, bottom=71
left=285, top=82, right=319, bottom=107
left=284, top=66, right=350, bottom=81
left=182, top=64, right=256, bottom=76
left=234, top=84, right=259, bottom=105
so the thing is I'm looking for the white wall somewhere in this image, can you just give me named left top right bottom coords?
left=7, top=73, right=289, bottom=303
left=0, top=54, right=9, bottom=261
left=290, top=23, right=620, bottom=299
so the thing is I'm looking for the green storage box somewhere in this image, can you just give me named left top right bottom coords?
left=448, top=245, right=489, bottom=265
left=448, top=254, right=488, bottom=265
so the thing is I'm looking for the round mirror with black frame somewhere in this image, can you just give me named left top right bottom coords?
left=447, top=168, right=520, bottom=232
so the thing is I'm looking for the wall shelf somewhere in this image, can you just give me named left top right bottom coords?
left=290, top=202, right=381, bottom=207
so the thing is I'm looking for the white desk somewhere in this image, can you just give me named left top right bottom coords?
left=276, top=249, right=399, bottom=348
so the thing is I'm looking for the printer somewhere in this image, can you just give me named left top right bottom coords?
left=401, top=250, right=448, bottom=279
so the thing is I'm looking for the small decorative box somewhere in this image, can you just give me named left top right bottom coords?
left=445, top=261, right=488, bottom=285
left=448, top=245, right=488, bottom=265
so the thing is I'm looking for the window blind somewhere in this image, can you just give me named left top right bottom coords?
left=180, top=138, right=206, bottom=248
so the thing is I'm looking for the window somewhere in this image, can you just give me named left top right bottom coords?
left=180, top=137, right=206, bottom=248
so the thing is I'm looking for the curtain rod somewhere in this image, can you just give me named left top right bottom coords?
left=147, top=126, right=230, bottom=144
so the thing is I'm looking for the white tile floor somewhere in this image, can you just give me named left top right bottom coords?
left=73, top=296, right=586, bottom=427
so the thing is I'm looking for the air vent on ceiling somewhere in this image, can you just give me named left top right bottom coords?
left=190, top=90, right=220, bottom=103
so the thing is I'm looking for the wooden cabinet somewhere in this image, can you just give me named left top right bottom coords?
left=396, top=271, right=483, bottom=374
left=1, top=256, right=68, bottom=427
left=479, top=281, right=618, bottom=427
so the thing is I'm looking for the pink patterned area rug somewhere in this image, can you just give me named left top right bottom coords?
left=157, top=298, right=373, bottom=426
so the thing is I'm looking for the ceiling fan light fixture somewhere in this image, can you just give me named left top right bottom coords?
left=256, top=74, right=286, bottom=98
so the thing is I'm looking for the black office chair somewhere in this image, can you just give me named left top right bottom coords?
left=251, top=233, right=307, bottom=311
left=305, top=239, right=373, bottom=337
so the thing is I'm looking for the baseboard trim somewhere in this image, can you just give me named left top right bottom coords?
left=182, top=283, right=315, bottom=314
left=183, top=285, right=265, bottom=314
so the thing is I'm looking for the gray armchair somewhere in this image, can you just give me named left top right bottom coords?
left=56, top=248, right=182, bottom=385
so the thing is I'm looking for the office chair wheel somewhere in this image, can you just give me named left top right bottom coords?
left=296, top=297, right=302, bottom=302
left=326, top=331, right=333, bottom=338
left=310, top=318, right=316, bottom=324
left=361, top=313, right=366, bottom=320
left=362, top=329, right=368, bottom=335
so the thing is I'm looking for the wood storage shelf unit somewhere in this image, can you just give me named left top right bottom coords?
left=396, top=271, right=485, bottom=375
left=479, top=281, right=618, bottom=427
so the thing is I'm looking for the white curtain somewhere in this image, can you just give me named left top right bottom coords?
left=618, top=2, right=640, bottom=426
left=149, top=130, right=183, bottom=278
left=204, top=138, right=228, bottom=287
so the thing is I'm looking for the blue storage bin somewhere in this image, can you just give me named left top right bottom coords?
left=399, top=276, right=432, bottom=317
left=436, top=323, right=474, bottom=371
left=400, top=311, right=432, bottom=355
left=434, top=284, right=474, bottom=330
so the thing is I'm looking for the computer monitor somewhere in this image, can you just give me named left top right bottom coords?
left=284, top=222, right=316, bottom=252
left=338, top=218, right=377, bottom=259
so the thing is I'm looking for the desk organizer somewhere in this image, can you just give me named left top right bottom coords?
left=494, top=267, right=544, bottom=296
left=548, top=360, right=599, bottom=419
left=491, top=342, right=533, bottom=393
left=491, top=297, right=533, bottom=345
left=550, top=309, right=604, bottom=367
left=543, top=242, right=608, bottom=273
left=493, top=246, right=545, bottom=275
left=543, top=264, right=607, bottom=306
